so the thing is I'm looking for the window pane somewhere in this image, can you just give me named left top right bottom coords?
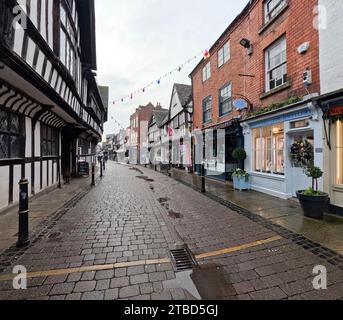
left=60, top=30, right=66, bottom=65
left=0, top=134, right=9, bottom=159
left=0, top=110, right=8, bottom=132
left=9, top=114, right=20, bottom=134
left=10, top=136, right=22, bottom=158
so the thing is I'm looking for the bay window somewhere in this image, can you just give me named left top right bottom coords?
left=337, top=121, right=343, bottom=185
left=253, top=124, right=285, bottom=175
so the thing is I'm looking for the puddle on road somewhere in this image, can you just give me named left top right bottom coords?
left=136, top=176, right=155, bottom=182
left=130, top=167, right=144, bottom=174
left=158, top=197, right=170, bottom=204
left=169, top=210, right=183, bottom=219
left=164, top=264, right=236, bottom=300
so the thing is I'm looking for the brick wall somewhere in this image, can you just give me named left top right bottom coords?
left=191, top=0, right=320, bottom=130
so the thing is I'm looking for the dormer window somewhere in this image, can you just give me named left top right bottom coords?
left=264, top=0, right=286, bottom=23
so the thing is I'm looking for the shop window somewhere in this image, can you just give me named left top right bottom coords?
left=203, top=96, right=212, bottom=123
left=265, top=36, right=287, bottom=92
left=253, top=123, right=285, bottom=175
left=0, top=109, right=25, bottom=159
left=219, top=83, right=233, bottom=116
left=41, top=125, right=59, bottom=156
left=337, top=121, right=343, bottom=185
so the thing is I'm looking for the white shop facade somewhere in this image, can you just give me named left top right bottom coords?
left=241, top=99, right=324, bottom=199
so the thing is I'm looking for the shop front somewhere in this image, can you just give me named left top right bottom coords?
left=317, top=91, right=343, bottom=215
left=241, top=99, right=323, bottom=199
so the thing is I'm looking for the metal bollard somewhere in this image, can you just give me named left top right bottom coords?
left=17, top=179, right=30, bottom=247
left=201, top=162, right=206, bottom=193
left=100, top=159, right=103, bottom=178
left=103, top=160, right=106, bottom=172
left=92, top=163, right=95, bottom=186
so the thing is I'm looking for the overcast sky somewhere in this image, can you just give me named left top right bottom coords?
left=95, top=0, right=247, bottom=139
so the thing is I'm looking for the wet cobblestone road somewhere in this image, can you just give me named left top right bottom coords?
left=0, top=163, right=342, bottom=300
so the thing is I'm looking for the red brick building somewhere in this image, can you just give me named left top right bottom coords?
left=190, top=0, right=324, bottom=199
left=129, top=102, right=160, bottom=164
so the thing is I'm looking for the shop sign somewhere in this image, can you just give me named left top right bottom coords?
left=233, top=98, right=249, bottom=111
left=329, top=106, right=343, bottom=116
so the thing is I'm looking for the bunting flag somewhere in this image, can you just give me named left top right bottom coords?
left=111, top=48, right=210, bottom=105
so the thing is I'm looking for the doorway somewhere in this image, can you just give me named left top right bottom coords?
left=289, top=130, right=314, bottom=197
left=61, top=130, right=76, bottom=183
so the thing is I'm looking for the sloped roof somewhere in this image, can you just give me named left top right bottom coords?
left=152, top=109, right=169, bottom=128
left=174, top=83, right=192, bottom=107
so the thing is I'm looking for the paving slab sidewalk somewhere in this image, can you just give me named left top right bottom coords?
left=0, top=173, right=97, bottom=254
left=169, top=168, right=343, bottom=255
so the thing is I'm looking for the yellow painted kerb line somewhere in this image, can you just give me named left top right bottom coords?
left=0, top=236, right=282, bottom=282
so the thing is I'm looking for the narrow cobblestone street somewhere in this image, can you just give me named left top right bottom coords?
left=0, top=162, right=343, bottom=300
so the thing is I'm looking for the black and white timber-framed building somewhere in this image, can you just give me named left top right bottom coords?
left=0, top=0, right=107, bottom=211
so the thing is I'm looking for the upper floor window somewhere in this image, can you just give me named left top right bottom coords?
left=265, top=36, right=287, bottom=92
left=264, top=0, right=286, bottom=23
left=41, top=124, right=59, bottom=157
left=219, top=83, right=233, bottom=116
left=0, top=109, right=25, bottom=159
left=218, top=41, right=230, bottom=67
left=60, top=3, right=77, bottom=79
left=203, top=96, right=212, bottom=123
left=202, top=62, right=211, bottom=82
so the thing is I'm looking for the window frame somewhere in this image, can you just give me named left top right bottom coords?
left=203, top=96, right=213, bottom=124
left=41, top=124, right=59, bottom=157
left=202, top=62, right=211, bottom=82
left=253, top=124, right=285, bottom=176
left=264, top=0, right=287, bottom=24
left=265, top=36, right=287, bottom=92
left=336, top=120, right=343, bottom=186
left=219, top=82, right=233, bottom=117
left=218, top=41, right=230, bottom=68
left=0, top=109, right=25, bottom=160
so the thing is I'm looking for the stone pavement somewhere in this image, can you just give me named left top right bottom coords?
left=0, top=167, right=99, bottom=255
left=0, top=162, right=342, bottom=300
left=171, top=168, right=343, bottom=255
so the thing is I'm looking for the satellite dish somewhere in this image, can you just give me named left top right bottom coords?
left=233, top=98, right=249, bottom=110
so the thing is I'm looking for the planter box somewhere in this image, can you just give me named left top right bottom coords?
left=233, top=176, right=250, bottom=191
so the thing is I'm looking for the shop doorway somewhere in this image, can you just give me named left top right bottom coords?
left=289, top=130, right=314, bottom=197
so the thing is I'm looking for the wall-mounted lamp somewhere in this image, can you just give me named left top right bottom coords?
left=239, top=38, right=253, bottom=55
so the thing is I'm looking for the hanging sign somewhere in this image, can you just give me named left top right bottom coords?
left=233, top=98, right=249, bottom=111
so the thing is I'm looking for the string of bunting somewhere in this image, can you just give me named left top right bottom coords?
left=111, top=48, right=211, bottom=105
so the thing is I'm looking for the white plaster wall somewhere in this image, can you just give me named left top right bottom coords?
left=13, top=165, right=22, bottom=205
left=319, top=0, right=343, bottom=94
left=25, top=163, right=32, bottom=195
left=35, top=122, right=41, bottom=157
left=25, top=117, right=32, bottom=158
left=42, top=161, right=47, bottom=190
left=35, top=162, right=40, bottom=193
left=170, top=90, right=183, bottom=120
left=0, top=167, right=9, bottom=210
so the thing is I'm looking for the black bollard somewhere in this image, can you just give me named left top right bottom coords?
left=92, top=163, right=95, bottom=186
left=103, top=160, right=106, bottom=172
left=17, top=179, right=30, bottom=247
left=100, top=159, right=103, bottom=178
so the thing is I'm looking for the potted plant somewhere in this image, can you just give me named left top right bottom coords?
left=232, top=148, right=247, bottom=170
left=296, top=166, right=329, bottom=220
left=232, top=169, right=250, bottom=191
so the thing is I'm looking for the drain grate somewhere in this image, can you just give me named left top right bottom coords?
left=170, top=246, right=197, bottom=272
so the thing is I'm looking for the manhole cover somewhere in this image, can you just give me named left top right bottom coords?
left=170, top=246, right=197, bottom=272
